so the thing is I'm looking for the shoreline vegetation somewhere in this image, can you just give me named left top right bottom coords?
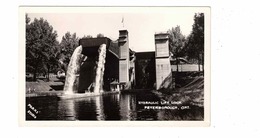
left=153, top=75, right=204, bottom=108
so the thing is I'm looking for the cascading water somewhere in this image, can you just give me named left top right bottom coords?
left=93, top=44, right=107, bottom=94
left=63, top=45, right=83, bottom=94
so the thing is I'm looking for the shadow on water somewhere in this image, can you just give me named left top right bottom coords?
left=26, top=96, right=59, bottom=120
left=26, top=91, right=203, bottom=121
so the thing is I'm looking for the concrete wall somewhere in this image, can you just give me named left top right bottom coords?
left=171, top=64, right=203, bottom=72
left=118, top=30, right=130, bottom=88
left=119, top=60, right=128, bottom=83
left=155, top=58, right=172, bottom=89
left=154, top=33, right=173, bottom=90
left=155, top=40, right=169, bottom=57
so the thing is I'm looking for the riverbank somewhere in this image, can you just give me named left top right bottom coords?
left=26, top=91, right=63, bottom=98
left=26, top=77, right=64, bottom=97
left=153, top=76, right=204, bottom=107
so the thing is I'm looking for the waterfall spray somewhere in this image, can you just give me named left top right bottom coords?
left=63, top=46, right=83, bottom=94
left=93, top=44, right=107, bottom=94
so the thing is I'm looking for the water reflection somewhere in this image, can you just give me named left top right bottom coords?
left=95, top=96, right=104, bottom=120
left=119, top=93, right=137, bottom=120
left=67, top=97, right=101, bottom=120
left=26, top=92, right=203, bottom=121
left=57, top=99, right=76, bottom=120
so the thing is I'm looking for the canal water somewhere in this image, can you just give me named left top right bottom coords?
left=26, top=91, right=203, bottom=121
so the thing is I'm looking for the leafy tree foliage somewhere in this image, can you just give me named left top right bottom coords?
left=186, top=13, right=204, bottom=71
left=168, top=25, right=186, bottom=72
left=96, top=33, right=104, bottom=38
left=26, top=15, right=58, bottom=81
left=59, top=32, right=79, bottom=73
left=82, top=35, right=93, bottom=38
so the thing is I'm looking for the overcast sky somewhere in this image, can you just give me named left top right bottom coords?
left=27, top=7, right=206, bottom=52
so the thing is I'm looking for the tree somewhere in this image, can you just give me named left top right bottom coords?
left=168, top=25, right=186, bottom=72
left=96, top=33, right=104, bottom=38
left=186, top=13, right=204, bottom=71
left=26, top=14, right=30, bottom=25
left=59, top=32, right=79, bottom=73
left=46, top=43, right=60, bottom=80
left=184, top=34, right=197, bottom=61
left=26, top=15, right=58, bottom=81
left=82, top=35, right=93, bottom=38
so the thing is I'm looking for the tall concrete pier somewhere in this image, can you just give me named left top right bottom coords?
left=154, top=32, right=173, bottom=90
left=118, top=30, right=130, bottom=90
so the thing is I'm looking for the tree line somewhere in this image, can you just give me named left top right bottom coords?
left=26, top=14, right=104, bottom=81
left=168, top=13, right=204, bottom=72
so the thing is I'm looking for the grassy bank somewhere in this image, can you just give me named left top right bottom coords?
left=154, top=75, right=204, bottom=107
left=26, top=76, right=64, bottom=97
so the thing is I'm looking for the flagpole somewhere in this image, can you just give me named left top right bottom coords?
left=121, top=17, right=124, bottom=28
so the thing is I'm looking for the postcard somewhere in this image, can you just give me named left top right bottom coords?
left=19, top=6, right=210, bottom=126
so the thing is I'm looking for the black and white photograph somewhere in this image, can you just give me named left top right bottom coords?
left=20, top=7, right=210, bottom=125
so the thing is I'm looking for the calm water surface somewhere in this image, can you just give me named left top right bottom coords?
left=26, top=92, right=203, bottom=120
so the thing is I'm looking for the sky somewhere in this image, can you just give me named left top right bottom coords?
left=27, top=7, right=206, bottom=52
